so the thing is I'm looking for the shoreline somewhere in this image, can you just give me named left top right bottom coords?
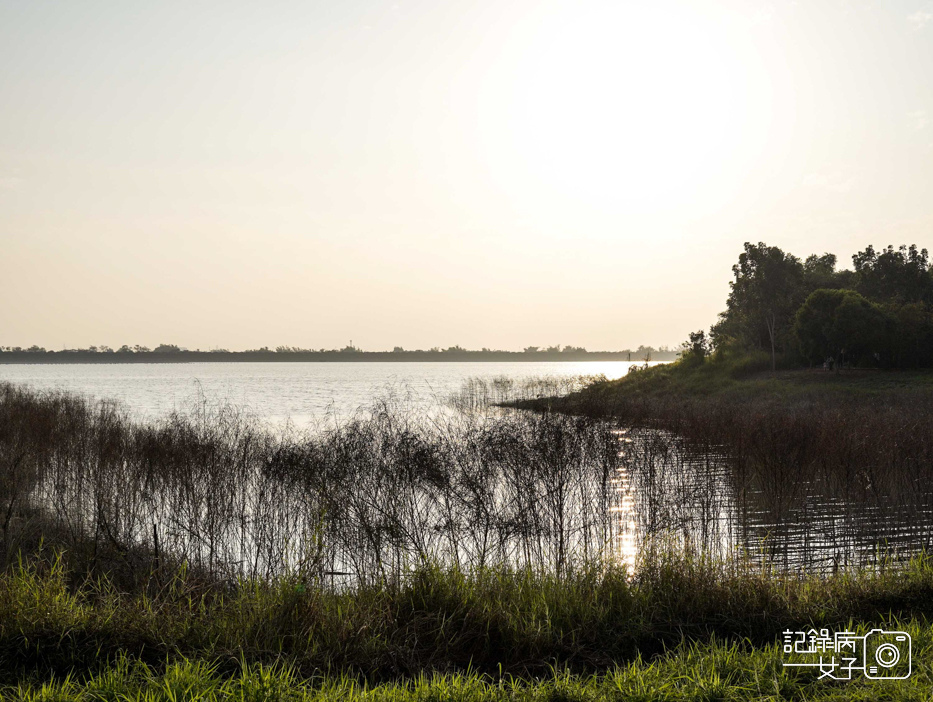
left=0, top=351, right=676, bottom=365
left=509, top=365, right=933, bottom=418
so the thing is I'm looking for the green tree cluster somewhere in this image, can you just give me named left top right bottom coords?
left=708, top=242, right=933, bottom=369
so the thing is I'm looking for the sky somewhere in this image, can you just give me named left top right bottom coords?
left=1, top=0, right=932, bottom=352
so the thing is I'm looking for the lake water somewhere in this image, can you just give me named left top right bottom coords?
left=614, top=428, right=933, bottom=572
left=4, top=360, right=927, bottom=574
left=0, top=361, right=645, bottom=426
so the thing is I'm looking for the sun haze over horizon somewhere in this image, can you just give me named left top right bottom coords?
left=2, top=0, right=932, bottom=352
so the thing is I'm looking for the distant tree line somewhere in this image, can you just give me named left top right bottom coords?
left=0, top=344, right=192, bottom=354
left=688, top=242, right=933, bottom=370
left=0, top=344, right=680, bottom=362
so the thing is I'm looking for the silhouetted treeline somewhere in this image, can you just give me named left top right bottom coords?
left=0, top=344, right=679, bottom=364
left=704, top=242, right=933, bottom=369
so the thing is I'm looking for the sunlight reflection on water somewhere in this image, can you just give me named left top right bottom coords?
left=612, top=426, right=933, bottom=573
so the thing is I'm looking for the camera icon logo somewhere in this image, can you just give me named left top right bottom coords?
left=863, top=629, right=911, bottom=680
left=783, top=626, right=912, bottom=680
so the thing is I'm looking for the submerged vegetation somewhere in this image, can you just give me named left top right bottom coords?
left=0, top=380, right=627, bottom=584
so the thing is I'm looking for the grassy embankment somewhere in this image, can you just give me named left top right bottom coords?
left=514, top=351, right=933, bottom=416
left=511, top=353, right=933, bottom=477
left=5, top=552, right=933, bottom=700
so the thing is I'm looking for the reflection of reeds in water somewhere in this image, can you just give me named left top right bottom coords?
left=578, top=389, right=933, bottom=573
left=609, top=427, right=737, bottom=571
left=0, top=381, right=621, bottom=585
left=4, top=376, right=933, bottom=585
left=446, top=374, right=606, bottom=413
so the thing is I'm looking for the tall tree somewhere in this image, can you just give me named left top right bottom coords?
left=713, top=242, right=805, bottom=371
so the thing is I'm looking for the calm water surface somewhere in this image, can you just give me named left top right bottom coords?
left=4, top=360, right=926, bottom=573
left=0, top=361, right=643, bottom=426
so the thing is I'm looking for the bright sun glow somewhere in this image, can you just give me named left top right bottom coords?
left=485, top=3, right=773, bottom=214
left=3, top=1, right=930, bottom=351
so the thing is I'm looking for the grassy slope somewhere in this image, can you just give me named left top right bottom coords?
left=512, top=355, right=933, bottom=417
left=8, top=630, right=933, bottom=701
left=5, top=555, right=933, bottom=698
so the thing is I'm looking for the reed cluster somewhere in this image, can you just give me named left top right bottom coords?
left=520, top=369, right=933, bottom=570
left=0, top=381, right=620, bottom=587
left=445, top=375, right=607, bottom=414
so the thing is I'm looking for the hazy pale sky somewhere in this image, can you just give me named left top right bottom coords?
left=2, top=0, right=931, bottom=351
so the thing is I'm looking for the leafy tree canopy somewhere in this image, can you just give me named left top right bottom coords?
left=704, top=241, right=933, bottom=369
left=852, top=244, right=932, bottom=305
left=712, top=242, right=805, bottom=370
left=794, top=289, right=888, bottom=365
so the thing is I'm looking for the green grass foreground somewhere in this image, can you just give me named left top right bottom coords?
left=7, top=628, right=933, bottom=701
left=4, top=553, right=933, bottom=699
